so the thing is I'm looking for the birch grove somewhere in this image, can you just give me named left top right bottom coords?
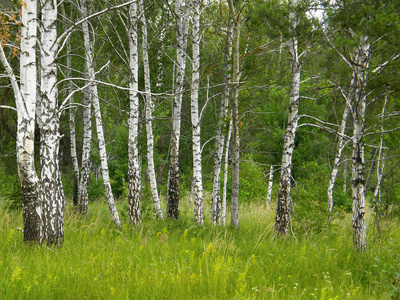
left=0, top=0, right=398, bottom=253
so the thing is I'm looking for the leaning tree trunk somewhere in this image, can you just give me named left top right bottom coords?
left=228, top=0, right=241, bottom=228
left=210, top=20, right=232, bottom=225
left=373, top=92, right=387, bottom=202
left=40, top=0, right=64, bottom=246
left=351, top=36, right=369, bottom=252
left=0, top=1, right=42, bottom=242
left=327, top=103, right=350, bottom=212
left=275, top=0, right=301, bottom=235
left=190, top=0, right=204, bottom=224
left=81, top=0, right=121, bottom=227
left=139, top=0, right=163, bottom=220
left=127, top=1, right=141, bottom=226
left=166, top=0, right=189, bottom=219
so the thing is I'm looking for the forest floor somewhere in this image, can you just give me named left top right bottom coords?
left=0, top=197, right=399, bottom=299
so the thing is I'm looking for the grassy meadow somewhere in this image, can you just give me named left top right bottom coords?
left=0, top=197, right=399, bottom=299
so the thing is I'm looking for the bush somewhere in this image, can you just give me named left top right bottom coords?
left=224, top=155, right=269, bottom=203
left=292, top=161, right=334, bottom=234
left=0, top=168, right=22, bottom=210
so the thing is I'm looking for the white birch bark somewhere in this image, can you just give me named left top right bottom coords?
left=167, top=0, right=190, bottom=219
left=267, top=165, right=274, bottom=206
left=77, top=93, right=92, bottom=214
left=0, top=1, right=42, bottom=242
left=19, top=0, right=42, bottom=243
left=228, top=0, right=240, bottom=228
left=39, top=0, right=64, bottom=245
left=190, top=0, right=203, bottom=224
left=210, top=20, right=232, bottom=225
left=139, top=0, right=163, bottom=220
left=327, top=103, right=350, bottom=212
left=128, top=1, right=141, bottom=226
left=275, top=0, right=301, bottom=235
left=351, top=36, right=369, bottom=252
left=78, top=1, right=94, bottom=215
left=221, top=117, right=232, bottom=226
left=80, top=0, right=121, bottom=227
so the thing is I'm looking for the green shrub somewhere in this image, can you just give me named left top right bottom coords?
left=225, top=155, right=269, bottom=203
left=0, top=170, right=22, bottom=210
left=292, top=161, right=333, bottom=234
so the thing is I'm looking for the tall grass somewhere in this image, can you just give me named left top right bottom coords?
left=0, top=198, right=399, bottom=299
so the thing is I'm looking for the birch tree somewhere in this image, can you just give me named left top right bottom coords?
left=0, top=0, right=42, bottom=242
left=210, top=19, right=232, bottom=225
left=227, top=0, right=241, bottom=228
left=39, top=0, right=64, bottom=245
left=127, top=0, right=141, bottom=225
left=76, top=0, right=94, bottom=215
left=350, top=36, right=369, bottom=251
left=166, top=0, right=190, bottom=219
left=139, top=0, right=163, bottom=220
left=275, top=0, right=301, bottom=235
left=221, top=117, right=232, bottom=226
left=190, top=0, right=203, bottom=224
left=327, top=103, right=350, bottom=212
left=61, top=3, right=80, bottom=208
left=80, top=0, right=121, bottom=226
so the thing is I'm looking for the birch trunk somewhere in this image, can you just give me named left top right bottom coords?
left=190, top=0, right=203, bottom=224
left=40, top=0, right=64, bottom=245
left=77, top=1, right=93, bottom=215
left=139, top=0, right=163, bottom=220
left=128, top=1, right=141, bottom=226
left=221, top=117, right=232, bottom=226
left=81, top=0, right=121, bottom=227
left=62, top=3, right=80, bottom=207
left=266, top=165, right=274, bottom=206
left=77, top=94, right=92, bottom=214
left=275, top=0, right=301, bottom=235
left=327, top=104, right=350, bottom=212
left=167, top=0, right=189, bottom=219
left=210, top=20, right=232, bottom=225
left=228, top=0, right=240, bottom=228
left=0, top=1, right=42, bottom=242
left=351, top=36, right=369, bottom=252
left=19, top=0, right=42, bottom=243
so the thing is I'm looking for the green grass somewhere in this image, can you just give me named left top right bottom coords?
left=0, top=198, right=399, bottom=299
